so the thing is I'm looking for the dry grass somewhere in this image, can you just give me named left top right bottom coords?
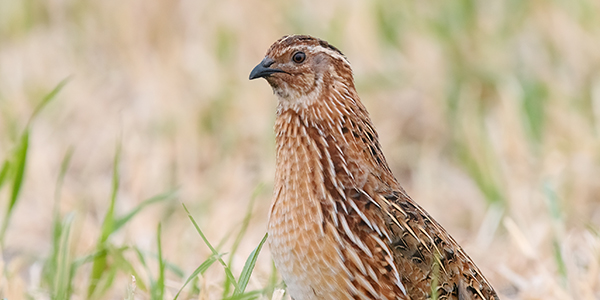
left=1, top=0, right=600, bottom=299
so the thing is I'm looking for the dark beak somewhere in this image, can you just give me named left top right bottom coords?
left=249, top=57, right=287, bottom=80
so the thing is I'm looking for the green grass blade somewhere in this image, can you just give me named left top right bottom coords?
left=44, top=147, right=74, bottom=288
left=173, top=254, right=220, bottom=300
left=67, top=249, right=104, bottom=297
left=165, top=260, right=185, bottom=278
left=133, top=246, right=162, bottom=295
left=107, top=246, right=148, bottom=292
left=0, top=128, right=29, bottom=246
left=223, top=183, right=262, bottom=296
left=135, top=247, right=185, bottom=279
left=0, top=78, right=68, bottom=247
left=133, top=246, right=152, bottom=283
left=113, top=190, right=177, bottom=232
left=228, top=184, right=263, bottom=260
left=8, top=129, right=28, bottom=212
left=223, top=290, right=262, bottom=300
left=89, top=252, right=120, bottom=299
left=234, top=232, right=268, bottom=296
left=182, top=203, right=239, bottom=290
left=30, top=77, right=70, bottom=122
left=88, top=246, right=146, bottom=299
left=0, top=160, right=10, bottom=192
left=153, top=223, right=165, bottom=300
left=53, top=212, right=75, bottom=300
left=87, top=143, right=121, bottom=297
left=54, top=147, right=74, bottom=203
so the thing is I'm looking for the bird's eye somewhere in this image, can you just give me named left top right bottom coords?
left=292, top=52, right=306, bottom=63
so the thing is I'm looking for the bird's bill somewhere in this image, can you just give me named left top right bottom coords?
left=249, top=58, right=287, bottom=80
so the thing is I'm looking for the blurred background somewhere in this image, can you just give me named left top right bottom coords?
left=1, top=0, right=600, bottom=299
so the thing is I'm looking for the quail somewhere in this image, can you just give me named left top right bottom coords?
left=250, top=35, right=499, bottom=300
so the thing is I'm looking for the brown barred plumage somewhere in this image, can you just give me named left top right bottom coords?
left=250, top=35, right=499, bottom=300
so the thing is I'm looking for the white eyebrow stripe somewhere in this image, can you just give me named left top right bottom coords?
left=279, top=35, right=295, bottom=44
left=287, top=44, right=350, bottom=65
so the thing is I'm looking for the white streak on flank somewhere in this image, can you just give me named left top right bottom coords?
left=334, top=144, right=347, bottom=165
left=319, top=136, right=340, bottom=205
left=358, top=189, right=381, bottom=209
left=322, top=141, right=337, bottom=186
left=339, top=214, right=373, bottom=257
left=340, top=163, right=354, bottom=181
left=312, top=140, right=323, bottom=160
left=366, top=264, right=378, bottom=283
left=435, top=253, right=448, bottom=275
left=319, top=146, right=338, bottom=226
left=329, top=209, right=339, bottom=227
left=329, top=223, right=344, bottom=251
left=346, top=246, right=367, bottom=276
left=338, top=198, right=348, bottom=214
left=368, top=216, right=388, bottom=242
left=403, top=219, right=419, bottom=241
left=390, top=202, right=408, bottom=218
left=417, top=226, right=435, bottom=253
left=340, top=257, right=354, bottom=281
left=376, top=223, right=393, bottom=243
left=385, top=208, right=407, bottom=233
left=354, top=288, right=371, bottom=300
left=348, top=199, right=374, bottom=231
left=336, top=185, right=346, bottom=203
left=325, top=223, right=354, bottom=281
left=336, top=126, right=348, bottom=144
left=345, top=277, right=360, bottom=296
left=355, top=273, right=379, bottom=299
left=328, top=204, right=340, bottom=231
left=319, top=134, right=329, bottom=148
left=372, top=234, right=407, bottom=296
left=370, top=222, right=383, bottom=237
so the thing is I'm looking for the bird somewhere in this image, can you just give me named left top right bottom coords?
left=249, top=35, right=499, bottom=300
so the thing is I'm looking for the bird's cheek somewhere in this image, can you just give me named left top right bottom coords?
left=265, top=76, right=279, bottom=87
left=295, top=75, right=315, bottom=93
left=266, top=76, right=288, bottom=92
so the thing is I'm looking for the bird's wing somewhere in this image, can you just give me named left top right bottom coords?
left=376, top=191, right=500, bottom=300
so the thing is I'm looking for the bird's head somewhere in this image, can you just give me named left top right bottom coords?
left=250, top=35, right=354, bottom=112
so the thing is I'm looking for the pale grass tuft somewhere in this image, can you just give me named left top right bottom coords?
left=271, top=288, right=286, bottom=300
left=125, top=275, right=136, bottom=300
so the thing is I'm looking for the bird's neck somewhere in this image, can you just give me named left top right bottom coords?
left=273, top=92, right=397, bottom=194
